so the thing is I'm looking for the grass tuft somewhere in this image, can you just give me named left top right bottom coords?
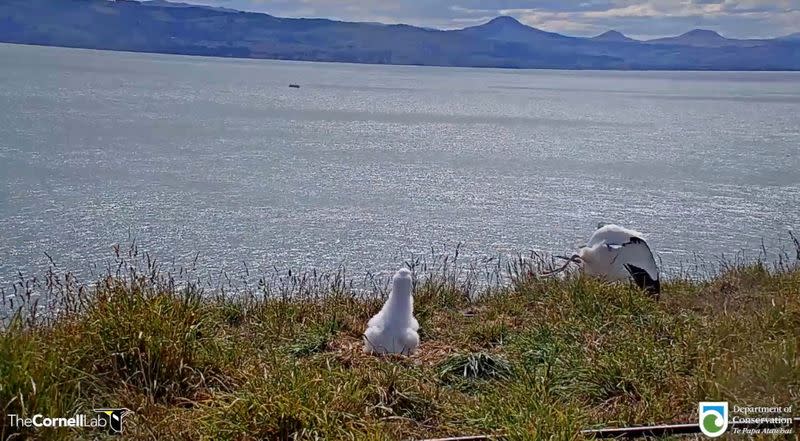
left=438, top=352, right=514, bottom=383
left=289, top=318, right=340, bottom=357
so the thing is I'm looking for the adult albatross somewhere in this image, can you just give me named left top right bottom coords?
left=546, top=224, right=661, bottom=296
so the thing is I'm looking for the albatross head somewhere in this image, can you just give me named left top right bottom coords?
left=392, top=268, right=413, bottom=297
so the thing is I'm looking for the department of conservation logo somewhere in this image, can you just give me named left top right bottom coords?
left=699, top=401, right=728, bottom=437
left=93, top=408, right=133, bottom=434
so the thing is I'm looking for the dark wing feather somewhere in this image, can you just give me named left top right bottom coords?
left=624, top=263, right=661, bottom=296
left=619, top=237, right=660, bottom=296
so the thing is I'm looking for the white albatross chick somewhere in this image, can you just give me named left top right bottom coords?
left=363, top=268, right=420, bottom=355
left=546, top=224, right=661, bottom=296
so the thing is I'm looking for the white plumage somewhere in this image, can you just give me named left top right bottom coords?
left=549, top=224, right=661, bottom=295
left=363, top=268, right=420, bottom=355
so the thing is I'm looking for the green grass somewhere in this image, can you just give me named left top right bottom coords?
left=1, top=252, right=799, bottom=440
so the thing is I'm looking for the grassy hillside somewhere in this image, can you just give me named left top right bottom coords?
left=1, top=248, right=798, bottom=440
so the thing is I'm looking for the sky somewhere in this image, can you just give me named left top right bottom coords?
left=172, top=0, right=799, bottom=39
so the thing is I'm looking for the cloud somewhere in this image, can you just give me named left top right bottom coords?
left=185, top=0, right=800, bottom=38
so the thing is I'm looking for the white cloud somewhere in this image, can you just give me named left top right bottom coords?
left=194, top=0, right=800, bottom=38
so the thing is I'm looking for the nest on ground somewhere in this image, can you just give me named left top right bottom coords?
left=328, top=334, right=463, bottom=369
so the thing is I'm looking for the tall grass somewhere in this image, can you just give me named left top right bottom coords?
left=1, top=241, right=798, bottom=440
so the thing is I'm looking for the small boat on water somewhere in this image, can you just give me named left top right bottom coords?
left=289, top=84, right=300, bottom=88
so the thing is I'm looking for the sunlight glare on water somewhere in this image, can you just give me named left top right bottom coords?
left=0, top=43, right=799, bottom=285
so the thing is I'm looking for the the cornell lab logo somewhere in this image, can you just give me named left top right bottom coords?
left=7, top=408, right=133, bottom=435
left=94, top=408, right=133, bottom=434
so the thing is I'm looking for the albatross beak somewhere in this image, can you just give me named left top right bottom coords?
left=542, top=254, right=582, bottom=277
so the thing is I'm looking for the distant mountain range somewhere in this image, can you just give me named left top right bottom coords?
left=1, top=0, right=798, bottom=70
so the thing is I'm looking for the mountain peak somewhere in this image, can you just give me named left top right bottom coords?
left=681, top=29, right=724, bottom=39
left=646, top=28, right=732, bottom=46
left=600, top=30, right=624, bottom=37
left=458, top=14, right=574, bottom=44
left=485, top=16, right=525, bottom=27
left=464, top=15, right=565, bottom=39
left=144, top=0, right=238, bottom=12
left=591, top=30, right=635, bottom=42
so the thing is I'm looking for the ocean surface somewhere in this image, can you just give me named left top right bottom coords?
left=1, top=43, right=799, bottom=287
